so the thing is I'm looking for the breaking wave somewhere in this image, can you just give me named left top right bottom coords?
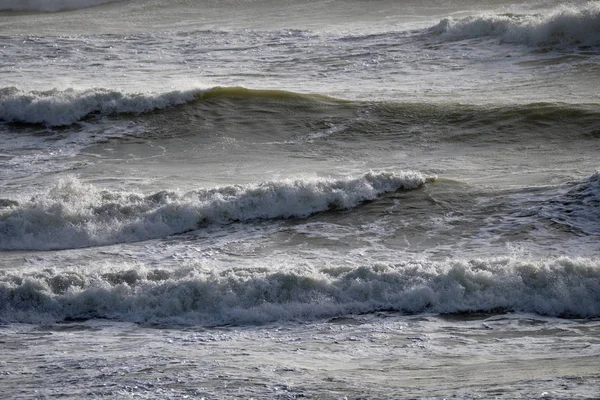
left=0, top=86, right=340, bottom=127
left=430, top=2, right=600, bottom=47
left=1, top=257, right=598, bottom=325
left=0, top=171, right=433, bottom=251
left=3, top=85, right=599, bottom=134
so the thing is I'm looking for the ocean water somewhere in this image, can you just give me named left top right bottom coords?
left=1, top=0, right=600, bottom=398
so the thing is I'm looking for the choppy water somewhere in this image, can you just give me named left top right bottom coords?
left=1, top=0, right=600, bottom=398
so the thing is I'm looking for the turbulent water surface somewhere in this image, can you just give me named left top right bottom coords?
left=1, top=0, right=600, bottom=399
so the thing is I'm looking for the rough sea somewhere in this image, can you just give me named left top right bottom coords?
left=1, top=0, right=600, bottom=398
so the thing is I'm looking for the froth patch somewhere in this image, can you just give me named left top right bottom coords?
left=0, top=171, right=433, bottom=250
left=1, top=257, right=598, bottom=325
left=430, top=2, right=600, bottom=48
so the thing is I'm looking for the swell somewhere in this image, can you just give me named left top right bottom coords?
left=0, top=171, right=433, bottom=251
left=0, top=0, right=122, bottom=12
left=375, top=101, right=600, bottom=129
left=0, top=86, right=343, bottom=127
left=2, top=86, right=599, bottom=138
left=429, top=1, right=600, bottom=48
left=348, top=101, right=600, bottom=147
left=1, top=257, right=598, bottom=325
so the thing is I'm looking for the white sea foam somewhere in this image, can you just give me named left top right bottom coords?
left=1, top=257, right=598, bottom=325
left=431, top=2, right=600, bottom=47
left=0, top=0, right=120, bottom=12
left=0, top=87, right=204, bottom=126
left=0, top=171, right=432, bottom=250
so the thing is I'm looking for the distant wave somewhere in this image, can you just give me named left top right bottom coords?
left=430, top=2, right=600, bottom=47
left=0, top=0, right=122, bottom=12
left=0, top=171, right=433, bottom=251
left=0, top=86, right=340, bottom=127
left=1, top=257, right=598, bottom=325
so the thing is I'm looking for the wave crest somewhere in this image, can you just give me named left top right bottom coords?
left=430, top=2, right=600, bottom=47
left=0, top=171, right=433, bottom=251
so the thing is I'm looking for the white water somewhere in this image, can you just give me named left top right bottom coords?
left=0, top=87, right=203, bottom=126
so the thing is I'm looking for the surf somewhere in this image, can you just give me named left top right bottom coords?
left=1, top=256, right=598, bottom=325
left=0, top=171, right=433, bottom=251
left=429, top=1, right=600, bottom=48
left=0, top=86, right=345, bottom=127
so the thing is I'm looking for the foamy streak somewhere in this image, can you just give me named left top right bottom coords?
left=0, top=87, right=204, bottom=126
left=0, top=171, right=432, bottom=250
left=1, top=257, right=598, bottom=325
left=431, top=2, right=600, bottom=47
left=0, top=0, right=120, bottom=12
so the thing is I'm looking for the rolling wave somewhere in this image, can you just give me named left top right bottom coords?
left=0, top=0, right=122, bottom=12
left=0, top=86, right=341, bottom=127
left=0, top=171, right=432, bottom=251
left=0, top=86, right=204, bottom=126
left=1, top=257, right=598, bottom=325
left=430, top=2, right=600, bottom=48
left=2, top=86, right=599, bottom=131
